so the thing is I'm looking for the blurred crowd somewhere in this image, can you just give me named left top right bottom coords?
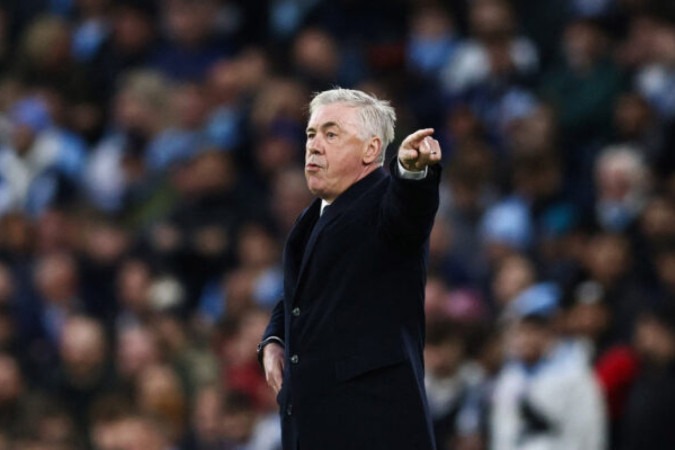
left=1, top=0, right=675, bottom=448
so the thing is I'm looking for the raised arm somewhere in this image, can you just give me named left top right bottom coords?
left=379, top=128, right=442, bottom=248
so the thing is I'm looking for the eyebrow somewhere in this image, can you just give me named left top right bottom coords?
left=306, top=121, right=341, bottom=134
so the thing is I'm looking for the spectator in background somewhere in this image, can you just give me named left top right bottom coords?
left=70, top=0, right=111, bottom=64
left=540, top=18, right=625, bottom=150
left=634, top=14, right=675, bottom=121
left=28, top=252, right=83, bottom=356
left=580, top=231, right=646, bottom=343
left=407, top=5, right=460, bottom=80
left=622, top=305, right=675, bottom=450
left=491, top=253, right=536, bottom=311
left=115, top=323, right=161, bottom=393
left=85, top=0, right=159, bottom=102
left=291, top=27, right=346, bottom=92
left=50, top=315, right=115, bottom=443
left=491, top=284, right=607, bottom=450
left=424, top=320, right=479, bottom=450
left=594, top=144, right=651, bottom=233
left=134, top=363, right=187, bottom=445
left=0, top=95, right=87, bottom=217
left=13, top=14, right=93, bottom=104
left=151, top=0, right=232, bottom=82
left=146, top=149, right=254, bottom=309
left=612, top=92, right=665, bottom=170
left=0, top=353, right=27, bottom=435
left=85, top=69, right=171, bottom=216
left=442, top=0, right=539, bottom=95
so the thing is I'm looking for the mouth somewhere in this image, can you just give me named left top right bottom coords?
left=305, top=163, right=321, bottom=171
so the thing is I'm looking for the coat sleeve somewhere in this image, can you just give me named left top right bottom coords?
left=262, top=298, right=285, bottom=341
left=378, top=158, right=442, bottom=250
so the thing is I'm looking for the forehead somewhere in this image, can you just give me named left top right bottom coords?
left=307, top=103, right=359, bottom=129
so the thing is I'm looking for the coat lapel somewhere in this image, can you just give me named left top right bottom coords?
left=284, top=199, right=320, bottom=300
left=290, top=168, right=387, bottom=303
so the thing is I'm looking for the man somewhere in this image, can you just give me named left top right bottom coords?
left=257, top=88, right=442, bottom=450
left=491, top=284, right=606, bottom=450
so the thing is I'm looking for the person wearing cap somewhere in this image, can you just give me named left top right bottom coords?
left=257, top=88, right=442, bottom=450
left=490, top=283, right=607, bottom=450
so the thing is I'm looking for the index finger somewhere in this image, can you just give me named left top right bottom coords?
left=401, top=128, right=435, bottom=149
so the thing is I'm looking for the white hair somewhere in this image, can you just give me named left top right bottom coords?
left=595, top=144, right=649, bottom=189
left=309, top=88, right=396, bottom=165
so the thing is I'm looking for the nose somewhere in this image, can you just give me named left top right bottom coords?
left=307, top=136, right=323, bottom=155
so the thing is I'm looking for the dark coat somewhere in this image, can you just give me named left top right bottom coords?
left=263, top=160, right=441, bottom=450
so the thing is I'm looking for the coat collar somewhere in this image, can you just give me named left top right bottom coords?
left=287, top=167, right=387, bottom=302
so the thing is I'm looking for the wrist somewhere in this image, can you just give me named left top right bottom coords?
left=257, top=336, right=284, bottom=368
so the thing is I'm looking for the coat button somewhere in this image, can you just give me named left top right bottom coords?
left=286, top=404, right=293, bottom=416
left=290, top=354, right=299, bottom=364
left=292, top=307, right=301, bottom=317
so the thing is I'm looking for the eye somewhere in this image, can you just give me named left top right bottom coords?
left=306, top=132, right=315, bottom=140
left=326, top=132, right=337, bottom=139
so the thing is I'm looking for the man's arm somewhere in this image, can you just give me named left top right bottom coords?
left=379, top=128, right=442, bottom=248
left=259, top=299, right=285, bottom=394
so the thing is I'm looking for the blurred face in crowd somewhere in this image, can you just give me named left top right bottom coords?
left=635, top=316, right=675, bottom=366
left=113, top=6, right=154, bottom=52
left=492, top=254, right=535, bottom=307
left=566, top=302, right=610, bottom=341
left=35, top=252, right=78, bottom=305
left=584, top=233, right=630, bottom=285
left=192, top=385, right=222, bottom=445
left=293, top=29, right=340, bottom=80
left=164, top=0, right=216, bottom=47
left=509, top=319, right=553, bottom=365
left=0, top=354, right=22, bottom=405
left=171, top=82, right=208, bottom=129
left=117, top=259, right=152, bottom=314
left=640, top=196, right=675, bottom=242
left=305, top=103, right=381, bottom=203
left=135, top=364, right=186, bottom=440
left=0, top=263, right=13, bottom=305
left=470, top=0, right=514, bottom=42
left=60, top=317, right=107, bottom=378
left=272, top=168, right=312, bottom=233
left=425, top=336, right=465, bottom=378
left=614, top=93, right=652, bottom=138
left=117, top=326, right=160, bottom=380
left=563, top=21, right=607, bottom=70
left=113, top=416, right=169, bottom=450
left=649, top=21, right=675, bottom=65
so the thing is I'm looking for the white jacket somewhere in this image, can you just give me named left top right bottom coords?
left=490, top=341, right=607, bottom=450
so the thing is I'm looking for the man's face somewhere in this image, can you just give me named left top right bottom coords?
left=305, top=103, right=371, bottom=202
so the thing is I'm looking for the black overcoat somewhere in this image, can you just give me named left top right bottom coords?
left=263, top=160, right=441, bottom=450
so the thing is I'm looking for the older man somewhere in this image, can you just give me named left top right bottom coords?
left=258, top=88, right=442, bottom=450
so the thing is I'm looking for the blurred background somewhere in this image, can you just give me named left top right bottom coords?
left=1, top=0, right=675, bottom=448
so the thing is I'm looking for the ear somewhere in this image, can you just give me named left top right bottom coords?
left=362, top=137, right=382, bottom=165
